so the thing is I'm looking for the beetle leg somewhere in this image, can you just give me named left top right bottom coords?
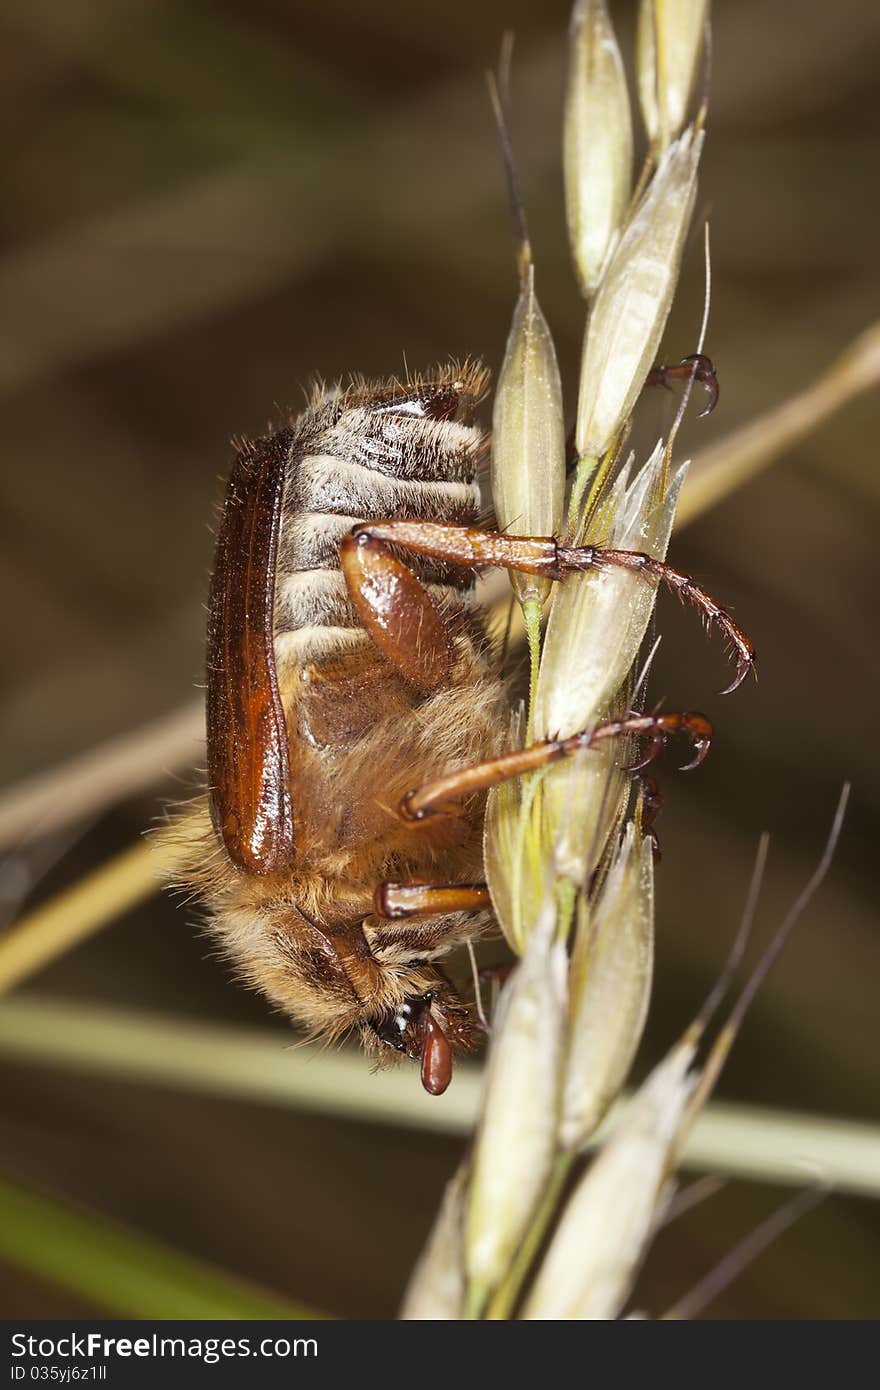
left=339, top=530, right=451, bottom=692
left=399, top=711, right=712, bottom=822
left=373, top=881, right=491, bottom=921
left=344, top=520, right=754, bottom=695
left=645, top=352, right=719, bottom=417
left=635, top=773, right=664, bottom=861
left=571, top=546, right=753, bottom=694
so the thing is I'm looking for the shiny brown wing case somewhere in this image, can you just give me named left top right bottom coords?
left=206, top=430, right=295, bottom=875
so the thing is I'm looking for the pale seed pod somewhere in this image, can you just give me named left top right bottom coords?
left=491, top=263, right=565, bottom=608
left=560, top=824, right=655, bottom=1151
left=483, top=766, right=539, bottom=956
left=521, top=1035, right=699, bottom=1320
left=482, top=705, right=545, bottom=955
left=637, top=0, right=709, bottom=149
left=575, top=125, right=704, bottom=460
left=484, top=743, right=626, bottom=953
left=399, top=1166, right=467, bottom=1320
left=534, top=443, right=687, bottom=741
left=564, top=0, right=633, bottom=298
left=463, top=915, right=567, bottom=1314
left=529, top=447, right=683, bottom=896
left=540, top=740, right=627, bottom=889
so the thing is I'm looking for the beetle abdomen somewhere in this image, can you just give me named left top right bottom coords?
left=273, top=364, right=488, bottom=665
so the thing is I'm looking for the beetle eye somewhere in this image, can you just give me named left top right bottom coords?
left=372, top=998, right=419, bottom=1053
left=371, top=992, right=436, bottom=1054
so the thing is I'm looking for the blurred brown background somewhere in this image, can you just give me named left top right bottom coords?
left=1, top=0, right=878, bottom=1319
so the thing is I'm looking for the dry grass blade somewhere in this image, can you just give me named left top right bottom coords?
left=678, top=322, right=880, bottom=525
left=0, top=699, right=202, bottom=851
left=663, top=1184, right=828, bottom=1321
left=0, top=841, right=161, bottom=993
left=2, top=994, right=879, bottom=1196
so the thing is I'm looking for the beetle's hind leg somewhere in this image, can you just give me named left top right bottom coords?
left=341, top=521, right=754, bottom=695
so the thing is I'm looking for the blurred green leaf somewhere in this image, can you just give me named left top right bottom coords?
left=0, top=1174, right=325, bottom=1319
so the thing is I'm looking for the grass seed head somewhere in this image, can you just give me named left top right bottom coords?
left=564, top=0, right=634, bottom=297
left=637, top=0, right=710, bottom=149
left=575, top=124, right=704, bottom=459
left=522, top=1036, right=699, bottom=1320
left=463, top=914, right=567, bottom=1312
left=399, top=1168, right=467, bottom=1320
left=491, top=263, right=565, bottom=609
left=535, top=443, right=687, bottom=739
left=561, top=823, right=655, bottom=1150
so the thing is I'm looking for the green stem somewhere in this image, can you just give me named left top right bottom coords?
left=522, top=595, right=543, bottom=744
left=484, top=1151, right=574, bottom=1320
left=509, top=767, right=549, bottom=953
left=566, top=454, right=597, bottom=536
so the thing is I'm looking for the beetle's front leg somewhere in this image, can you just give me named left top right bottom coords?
left=566, top=352, right=720, bottom=470
left=373, top=882, right=491, bottom=920
left=369, top=882, right=492, bottom=973
left=645, top=352, right=719, bottom=417
left=341, top=521, right=755, bottom=694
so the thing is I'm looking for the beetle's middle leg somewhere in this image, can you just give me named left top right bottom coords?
left=398, top=711, right=712, bottom=823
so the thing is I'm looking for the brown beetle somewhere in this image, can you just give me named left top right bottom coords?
left=169, top=362, right=752, bottom=1093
